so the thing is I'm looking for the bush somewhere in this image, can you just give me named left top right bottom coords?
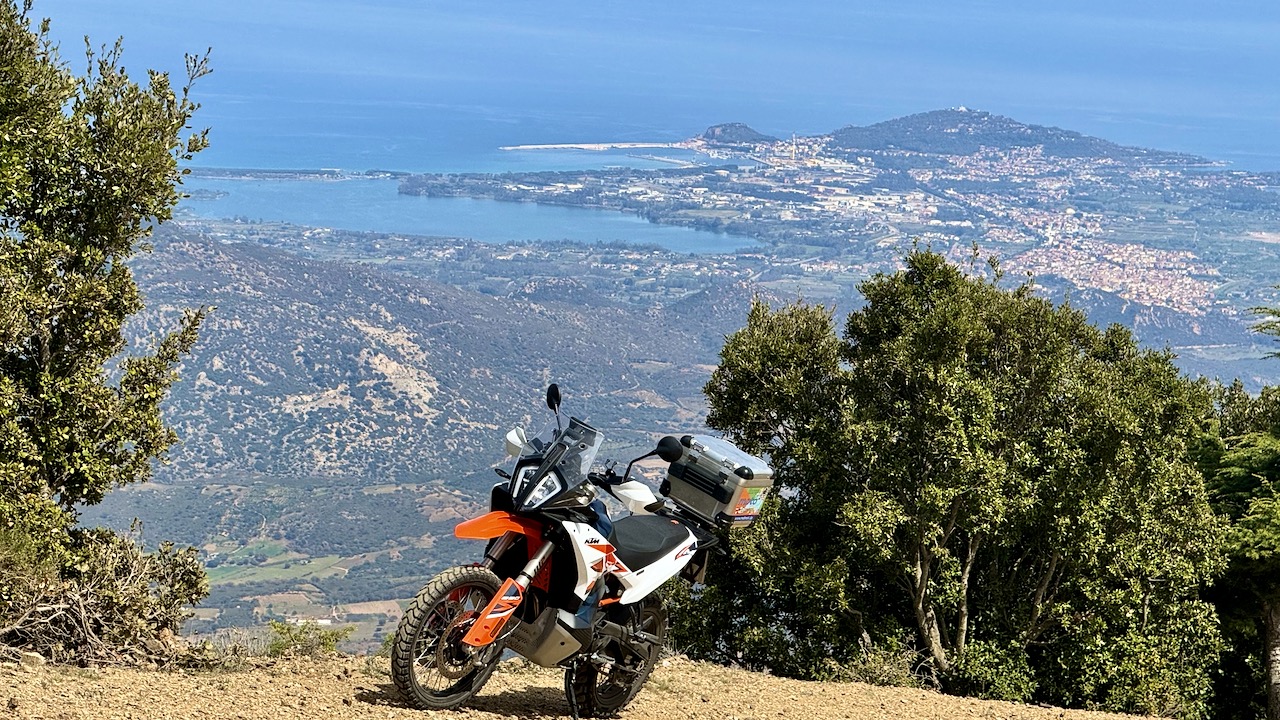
left=828, top=636, right=926, bottom=689
left=185, top=628, right=272, bottom=669
left=265, top=620, right=355, bottom=658
left=362, top=632, right=396, bottom=677
left=0, top=526, right=207, bottom=664
left=947, top=640, right=1036, bottom=702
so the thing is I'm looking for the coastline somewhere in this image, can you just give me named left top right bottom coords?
left=499, top=141, right=689, bottom=152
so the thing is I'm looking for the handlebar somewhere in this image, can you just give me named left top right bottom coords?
left=588, top=470, right=621, bottom=487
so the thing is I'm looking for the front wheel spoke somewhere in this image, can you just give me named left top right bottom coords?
left=412, top=618, right=447, bottom=664
left=413, top=638, right=438, bottom=667
left=427, top=604, right=454, bottom=628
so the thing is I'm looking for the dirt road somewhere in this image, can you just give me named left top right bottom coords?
left=2, top=655, right=1155, bottom=720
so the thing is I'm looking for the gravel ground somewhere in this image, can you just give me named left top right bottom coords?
left=2, top=655, right=1157, bottom=720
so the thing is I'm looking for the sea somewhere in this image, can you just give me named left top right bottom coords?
left=43, top=0, right=1280, bottom=247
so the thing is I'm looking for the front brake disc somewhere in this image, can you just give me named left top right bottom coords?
left=436, top=613, right=479, bottom=680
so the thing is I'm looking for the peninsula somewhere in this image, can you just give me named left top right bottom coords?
left=403, top=109, right=1279, bottom=343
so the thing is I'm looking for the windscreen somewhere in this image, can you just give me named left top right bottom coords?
left=510, top=416, right=603, bottom=510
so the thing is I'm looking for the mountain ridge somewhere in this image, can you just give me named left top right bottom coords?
left=94, top=103, right=1280, bottom=642
left=132, top=229, right=755, bottom=487
left=824, top=107, right=1210, bottom=164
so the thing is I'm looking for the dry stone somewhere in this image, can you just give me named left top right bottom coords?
left=18, top=652, right=44, bottom=671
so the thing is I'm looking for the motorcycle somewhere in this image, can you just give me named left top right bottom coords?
left=390, top=384, right=771, bottom=717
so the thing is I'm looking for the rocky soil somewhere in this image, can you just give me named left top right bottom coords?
left=2, top=655, right=1156, bottom=720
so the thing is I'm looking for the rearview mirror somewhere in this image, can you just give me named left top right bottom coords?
left=546, top=383, right=561, bottom=412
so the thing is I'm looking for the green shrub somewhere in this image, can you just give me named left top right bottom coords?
left=185, top=628, right=272, bottom=670
left=361, top=632, right=396, bottom=677
left=266, top=620, right=354, bottom=658
left=947, top=640, right=1036, bottom=702
left=0, top=527, right=57, bottom=584
left=835, top=636, right=926, bottom=688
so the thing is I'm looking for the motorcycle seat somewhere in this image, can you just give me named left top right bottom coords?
left=608, top=514, right=692, bottom=571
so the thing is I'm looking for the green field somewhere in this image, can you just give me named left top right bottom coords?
left=207, top=554, right=345, bottom=585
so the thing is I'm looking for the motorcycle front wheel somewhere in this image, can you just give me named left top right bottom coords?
left=567, top=595, right=668, bottom=717
left=390, top=565, right=505, bottom=710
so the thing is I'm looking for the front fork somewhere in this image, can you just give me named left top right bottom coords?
left=462, top=531, right=554, bottom=648
left=480, top=531, right=518, bottom=569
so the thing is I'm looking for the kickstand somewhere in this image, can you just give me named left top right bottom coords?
left=564, top=663, right=581, bottom=720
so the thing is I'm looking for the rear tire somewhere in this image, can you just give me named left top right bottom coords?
left=391, top=565, right=505, bottom=710
left=568, top=596, right=668, bottom=717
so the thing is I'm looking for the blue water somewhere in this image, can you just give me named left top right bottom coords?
left=41, top=0, right=1275, bottom=252
left=43, top=0, right=1280, bottom=174
left=180, top=176, right=755, bottom=253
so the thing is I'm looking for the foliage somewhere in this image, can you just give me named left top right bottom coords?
left=832, top=635, right=925, bottom=689
left=1252, top=302, right=1280, bottom=360
left=0, top=0, right=209, bottom=663
left=1197, top=382, right=1280, bottom=720
left=360, top=632, right=396, bottom=678
left=676, top=250, right=1225, bottom=717
left=948, top=640, right=1035, bottom=702
left=265, top=619, right=354, bottom=658
left=0, top=525, right=206, bottom=664
left=183, top=628, right=272, bottom=670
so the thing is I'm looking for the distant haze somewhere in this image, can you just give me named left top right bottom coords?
left=45, top=0, right=1280, bottom=171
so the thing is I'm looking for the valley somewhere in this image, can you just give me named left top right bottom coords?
left=92, top=110, right=1280, bottom=650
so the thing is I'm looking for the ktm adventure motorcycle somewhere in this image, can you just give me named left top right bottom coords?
left=390, top=384, right=765, bottom=717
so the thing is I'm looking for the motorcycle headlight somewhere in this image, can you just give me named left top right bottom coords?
left=513, top=464, right=566, bottom=510
left=522, top=471, right=564, bottom=509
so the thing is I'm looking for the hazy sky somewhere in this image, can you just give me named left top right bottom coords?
left=39, top=1, right=1280, bottom=169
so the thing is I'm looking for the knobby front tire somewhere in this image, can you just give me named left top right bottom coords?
left=390, top=565, right=505, bottom=710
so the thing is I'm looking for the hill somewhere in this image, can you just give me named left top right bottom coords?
left=130, top=227, right=753, bottom=487
left=89, top=107, right=1280, bottom=654
left=701, top=122, right=778, bottom=144
left=2, top=655, right=1152, bottom=720
left=82, top=224, right=763, bottom=638
left=828, top=107, right=1207, bottom=164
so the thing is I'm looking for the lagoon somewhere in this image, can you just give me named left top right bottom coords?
left=179, top=175, right=755, bottom=255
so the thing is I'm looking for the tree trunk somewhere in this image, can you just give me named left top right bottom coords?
left=912, top=548, right=950, bottom=672
left=1026, top=551, right=1061, bottom=644
left=954, top=532, right=982, bottom=657
left=1266, top=598, right=1280, bottom=720
left=915, top=600, right=950, bottom=672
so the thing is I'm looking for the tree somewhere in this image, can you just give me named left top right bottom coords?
left=674, top=250, right=1224, bottom=717
left=0, top=1, right=209, bottom=662
left=1199, top=382, right=1280, bottom=720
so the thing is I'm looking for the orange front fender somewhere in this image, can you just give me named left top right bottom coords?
left=454, top=510, right=542, bottom=540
